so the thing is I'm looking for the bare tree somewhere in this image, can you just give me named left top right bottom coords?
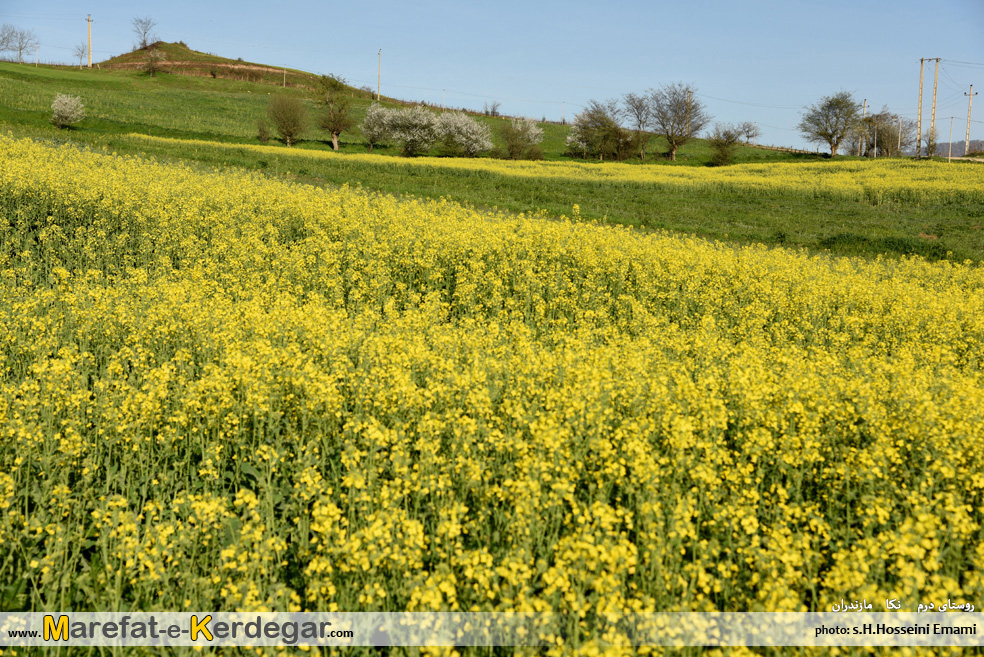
left=132, top=17, right=158, bottom=50
left=0, top=24, right=16, bottom=54
left=622, top=92, right=652, bottom=159
left=648, top=82, right=711, bottom=161
left=739, top=121, right=761, bottom=144
left=843, top=107, right=916, bottom=157
left=797, top=91, right=861, bottom=157
left=12, top=28, right=38, bottom=64
left=73, top=42, right=88, bottom=68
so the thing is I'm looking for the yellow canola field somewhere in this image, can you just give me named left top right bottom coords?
left=130, top=132, right=984, bottom=205
left=2, top=135, right=984, bottom=654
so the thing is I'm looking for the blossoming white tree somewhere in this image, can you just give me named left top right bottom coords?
left=360, top=103, right=393, bottom=152
left=435, top=112, right=493, bottom=157
left=388, top=106, right=439, bottom=157
left=50, top=94, right=85, bottom=129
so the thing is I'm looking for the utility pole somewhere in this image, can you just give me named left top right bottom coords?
left=898, top=116, right=902, bottom=155
left=753, top=122, right=757, bottom=146
left=930, top=58, right=940, bottom=151
left=917, top=58, right=925, bottom=157
left=948, top=116, right=954, bottom=162
left=686, top=90, right=692, bottom=136
left=966, top=85, right=977, bottom=157
left=858, top=98, right=867, bottom=156
left=561, top=101, right=565, bottom=125
left=87, top=15, right=92, bottom=68
left=874, top=125, right=877, bottom=158
left=283, top=67, right=286, bottom=88
left=376, top=49, right=381, bottom=101
left=442, top=89, right=445, bottom=111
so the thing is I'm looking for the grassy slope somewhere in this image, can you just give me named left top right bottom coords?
left=2, top=55, right=982, bottom=262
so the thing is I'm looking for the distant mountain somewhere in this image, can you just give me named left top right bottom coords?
left=931, top=139, right=984, bottom=157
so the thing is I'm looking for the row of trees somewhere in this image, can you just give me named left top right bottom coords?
left=262, top=73, right=544, bottom=158
left=0, top=24, right=39, bottom=64
left=566, top=83, right=713, bottom=162
left=564, top=83, right=760, bottom=164
left=798, top=91, right=917, bottom=157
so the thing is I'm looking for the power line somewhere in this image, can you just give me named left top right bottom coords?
left=939, top=65, right=968, bottom=93
left=346, top=77, right=572, bottom=107
left=944, top=59, right=984, bottom=68
left=694, top=93, right=800, bottom=110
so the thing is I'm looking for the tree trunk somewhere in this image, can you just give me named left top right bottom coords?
left=669, top=145, right=678, bottom=161
left=331, top=132, right=340, bottom=151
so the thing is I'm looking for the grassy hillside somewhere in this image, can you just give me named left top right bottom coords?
left=2, top=55, right=982, bottom=262
left=0, top=52, right=810, bottom=163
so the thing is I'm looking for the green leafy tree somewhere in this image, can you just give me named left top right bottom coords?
left=267, top=94, right=307, bottom=147
left=498, top=117, right=544, bottom=160
left=567, top=100, right=633, bottom=161
left=315, top=74, right=353, bottom=151
left=798, top=91, right=861, bottom=157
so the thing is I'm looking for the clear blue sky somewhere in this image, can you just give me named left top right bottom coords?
left=4, top=0, right=983, bottom=149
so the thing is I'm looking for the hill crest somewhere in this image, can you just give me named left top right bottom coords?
left=99, top=41, right=334, bottom=91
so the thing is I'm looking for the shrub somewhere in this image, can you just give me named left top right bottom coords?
left=707, top=123, right=742, bottom=166
left=256, top=119, right=271, bottom=143
left=267, top=95, right=306, bottom=147
left=389, top=106, right=438, bottom=157
left=50, top=93, right=85, bottom=129
left=567, top=101, right=633, bottom=161
left=435, top=112, right=493, bottom=157
left=143, top=47, right=166, bottom=77
left=360, top=103, right=393, bottom=152
left=499, top=117, right=544, bottom=160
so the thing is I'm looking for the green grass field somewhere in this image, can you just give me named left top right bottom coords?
left=2, top=53, right=983, bottom=263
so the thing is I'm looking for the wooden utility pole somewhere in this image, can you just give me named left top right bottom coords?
left=917, top=58, right=925, bottom=157
left=87, top=15, right=92, bottom=68
left=376, top=49, right=381, bottom=101
left=898, top=116, right=902, bottom=155
left=966, top=85, right=977, bottom=157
